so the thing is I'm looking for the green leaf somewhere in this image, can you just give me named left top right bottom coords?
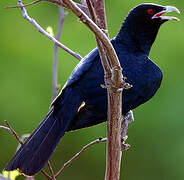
left=46, top=26, right=54, bottom=37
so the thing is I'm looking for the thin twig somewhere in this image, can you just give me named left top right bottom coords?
left=5, top=0, right=43, bottom=9
left=93, top=0, right=108, bottom=37
left=61, top=0, right=121, bottom=74
left=2, top=121, right=52, bottom=180
left=48, top=0, right=90, bottom=17
left=0, top=125, right=10, bottom=131
left=55, top=137, right=107, bottom=178
left=52, top=6, right=65, bottom=100
left=5, top=120, right=23, bottom=145
left=16, top=134, right=30, bottom=151
left=47, top=162, right=56, bottom=180
left=17, top=0, right=82, bottom=60
left=86, top=0, right=96, bottom=23
left=40, top=170, right=52, bottom=180
left=85, top=0, right=111, bottom=77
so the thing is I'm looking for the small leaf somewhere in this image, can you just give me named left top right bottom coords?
left=2, top=170, right=20, bottom=180
left=46, top=26, right=54, bottom=37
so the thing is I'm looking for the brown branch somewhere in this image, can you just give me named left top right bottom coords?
left=85, top=0, right=96, bottom=21
left=93, top=0, right=108, bottom=36
left=55, top=137, right=107, bottom=178
left=5, top=120, right=23, bottom=145
left=85, top=0, right=111, bottom=84
left=88, top=2, right=121, bottom=178
left=65, top=0, right=123, bottom=179
left=55, top=1, right=132, bottom=179
left=47, top=162, right=56, bottom=180
left=39, top=170, right=52, bottom=180
left=76, top=3, right=90, bottom=17
left=54, top=133, right=130, bottom=179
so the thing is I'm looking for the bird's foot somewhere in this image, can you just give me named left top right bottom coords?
left=124, top=110, right=134, bottom=124
left=121, top=135, right=131, bottom=150
left=122, top=77, right=133, bottom=90
left=121, top=110, right=134, bottom=150
left=122, top=143, right=131, bottom=150
left=100, top=84, right=106, bottom=89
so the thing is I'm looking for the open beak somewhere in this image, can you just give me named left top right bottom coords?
left=152, top=6, right=180, bottom=21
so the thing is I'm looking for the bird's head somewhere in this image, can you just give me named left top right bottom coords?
left=127, top=3, right=180, bottom=25
left=116, top=4, right=180, bottom=55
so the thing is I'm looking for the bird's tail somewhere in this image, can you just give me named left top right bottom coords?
left=5, top=87, right=82, bottom=176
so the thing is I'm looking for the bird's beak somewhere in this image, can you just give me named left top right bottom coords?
left=152, top=6, right=180, bottom=21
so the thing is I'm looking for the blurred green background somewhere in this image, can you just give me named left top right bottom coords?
left=0, top=0, right=184, bottom=179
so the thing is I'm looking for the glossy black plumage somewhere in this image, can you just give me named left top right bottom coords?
left=5, top=3, right=178, bottom=176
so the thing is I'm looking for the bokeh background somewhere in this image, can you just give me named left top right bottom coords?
left=0, top=0, right=184, bottom=179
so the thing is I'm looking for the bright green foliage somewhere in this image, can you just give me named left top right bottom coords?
left=2, top=170, right=20, bottom=180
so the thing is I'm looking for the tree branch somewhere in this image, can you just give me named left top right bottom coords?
left=17, top=0, right=82, bottom=60
left=4, top=120, right=23, bottom=145
left=85, top=0, right=111, bottom=87
left=55, top=137, right=107, bottom=178
left=5, top=0, right=42, bottom=9
left=47, top=162, right=56, bottom=180
left=0, top=125, right=10, bottom=131
left=60, top=0, right=121, bottom=70
left=51, top=0, right=131, bottom=179
left=85, top=1, right=123, bottom=178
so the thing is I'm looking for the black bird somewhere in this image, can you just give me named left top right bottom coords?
left=5, top=3, right=180, bottom=176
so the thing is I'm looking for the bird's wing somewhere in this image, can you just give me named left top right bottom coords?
left=51, top=48, right=99, bottom=107
left=67, top=102, right=106, bottom=131
left=66, top=48, right=99, bottom=87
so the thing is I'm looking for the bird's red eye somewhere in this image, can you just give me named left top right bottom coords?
left=147, top=9, right=154, bottom=15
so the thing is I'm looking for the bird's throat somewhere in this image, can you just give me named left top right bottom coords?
left=116, top=21, right=161, bottom=55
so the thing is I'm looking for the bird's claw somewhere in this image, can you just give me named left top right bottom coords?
left=120, top=111, right=134, bottom=150
left=121, top=143, right=131, bottom=150
left=123, top=110, right=134, bottom=124
left=100, top=84, right=106, bottom=88
left=122, top=77, right=132, bottom=90
left=121, top=135, right=130, bottom=150
left=121, top=135, right=128, bottom=142
left=123, top=82, right=132, bottom=90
